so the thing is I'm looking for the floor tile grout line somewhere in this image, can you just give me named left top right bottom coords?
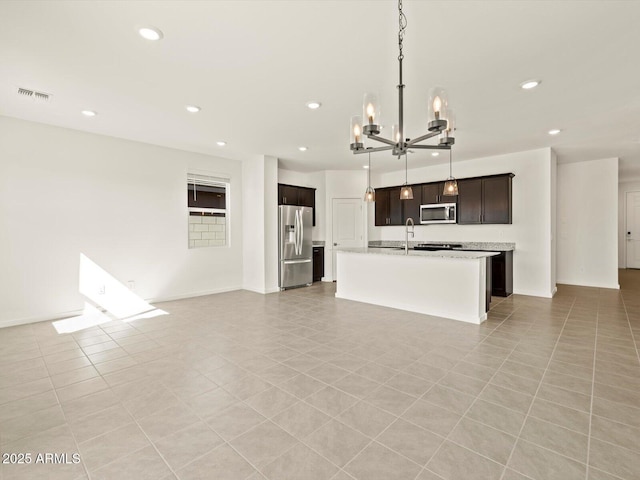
left=411, top=304, right=527, bottom=480
left=34, top=336, right=93, bottom=480
left=620, top=286, right=640, bottom=370
left=584, top=290, right=601, bottom=480
left=498, top=296, right=577, bottom=480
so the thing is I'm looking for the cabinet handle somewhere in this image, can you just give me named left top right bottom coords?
left=284, top=196, right=287, bottom=204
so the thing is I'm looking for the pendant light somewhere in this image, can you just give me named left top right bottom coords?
left=400, top=153, right=413, bottom=200
left=364, top=152, right=375, bottom=202
left=443, top=148, right=458, bottom=196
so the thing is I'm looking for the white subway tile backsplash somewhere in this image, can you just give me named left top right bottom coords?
left=189, top=232, right=202, bottom=240
left=201, top=232, right=216, bottom=239
left=194, top=240, right=209, bottom=247
left=194, top=224, right=208, bottom=232
left=189, top=216, right=202, bottom=224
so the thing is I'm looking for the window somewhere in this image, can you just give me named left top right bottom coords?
left=187, top=173, right=229, bottom=248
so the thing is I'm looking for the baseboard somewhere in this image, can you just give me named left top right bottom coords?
left=555, top=280, right=621, bottom=290
left=0, top=285, right=244, bottom=329
left=148, top=286, right=243, bottom=303
left=0, top=308, right=85, bottom=329
left=242, top=285, right=280, bottom=294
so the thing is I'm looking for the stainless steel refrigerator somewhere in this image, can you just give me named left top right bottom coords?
left=279, top=205, right=313, bottom=289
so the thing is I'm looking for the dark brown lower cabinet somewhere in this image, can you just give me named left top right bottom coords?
left=313, top=246, right=324, bottom=282
left=491, top=251, right=513, bottom=297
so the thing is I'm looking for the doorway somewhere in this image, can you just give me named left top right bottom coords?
left=626, top=191, right=640, bottom=269
left=331, top=198, right=364, bottom=280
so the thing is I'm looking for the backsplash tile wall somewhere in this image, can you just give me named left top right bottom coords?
left=188, top=215, right=225, bottom=248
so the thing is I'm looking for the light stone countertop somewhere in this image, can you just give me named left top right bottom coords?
left=368, top=241, right=515, bottom=251
left=338, top=247, right=500, bottom=260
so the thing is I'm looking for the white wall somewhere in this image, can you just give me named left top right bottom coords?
left=619, top=180, right=640, bottom=268
left=369, top=148, right=555, bottom=297
left=242, top=155, right=279, bottom=294
left=557, top=157, right=619, bottom=289
left=0, top=116, right=244, bottom=326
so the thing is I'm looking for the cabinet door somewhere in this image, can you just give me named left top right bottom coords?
left=421, top=183, right=441, bottom=204
left=375, top=189, right=390, bottom=226
left=388, top=187, right=403, bottom=225
left=482, top=176, right=512, bottom=224
left=457, top=178, right=482, bottom=224
left=313, top=247, right=324, bottom=282
left=279, top=184, right=299, bottom=205
left=298, top=187, right=316, bottom=226
left=298, top=187, right=314, bottom=207
left=402, top=186, right=422, bottom=224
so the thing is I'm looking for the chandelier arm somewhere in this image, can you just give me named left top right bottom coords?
left=366, top=135, right=399, bottom=147
left=352, top=146, right=394, bottom=154
left=408, top=145, right=452, bottom=150
left=405, top=131, right=442, bottom=146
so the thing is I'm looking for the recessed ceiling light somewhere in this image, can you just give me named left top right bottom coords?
left=216, top=141, right=226, bottom=146
left=185, top=105, right=200, bottom=113
left=363, top=165, right=369, bottom=169
left=548, top=129, right=561, bottom=135
left=81, top=110, right=97, bottom=117
left=298, top=146, right=308, bottom=152
left=138, top=26, right=163, bottom=41
left=431, top=152, right=439, bottom=157
left=520, top=79, right=541, bottom=90
left=306, top=101, right=321, bottom=110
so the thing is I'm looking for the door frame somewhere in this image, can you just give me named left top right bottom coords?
left=625, top=190, right=640, bottom=269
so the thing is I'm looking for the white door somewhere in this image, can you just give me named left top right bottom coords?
left=332, top=198, right=364, bottom=280
left=626, top=191, right=640, bottom=269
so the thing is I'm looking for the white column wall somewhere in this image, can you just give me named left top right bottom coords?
left=0, top=116, right=244, bottom=326
left=557, top=157, right=619, bottom=289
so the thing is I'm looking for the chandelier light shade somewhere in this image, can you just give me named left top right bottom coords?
left=400, top=154, right=413, bottom=200
left=443, top=148, right=459, bottom=196
left=364, top=153, right=375, bottom=202
left=362, top=93, right=381, bottom=135
left=350, top=115, right=363, bottom=150
left=348, top=0, right=455, bottom=160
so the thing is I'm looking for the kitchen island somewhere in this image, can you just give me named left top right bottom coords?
left=335, top=247, right=499, bottom=324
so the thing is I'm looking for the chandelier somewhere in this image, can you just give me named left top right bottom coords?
left=349, top=0, right=455, bottom=159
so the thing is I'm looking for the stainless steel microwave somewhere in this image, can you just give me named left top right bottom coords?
left=419, top=203, right=457, bottom=224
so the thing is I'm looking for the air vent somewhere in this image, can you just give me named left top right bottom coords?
left=17, top=87, right=51, bottom=102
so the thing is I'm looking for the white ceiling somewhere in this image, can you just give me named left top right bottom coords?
left=1, top=1, right=640, bottom=177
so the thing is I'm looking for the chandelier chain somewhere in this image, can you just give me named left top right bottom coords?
left=398, top=0, right=407, bottom=62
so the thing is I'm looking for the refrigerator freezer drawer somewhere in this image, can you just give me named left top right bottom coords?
left=280, top=258, right=312, bottom=289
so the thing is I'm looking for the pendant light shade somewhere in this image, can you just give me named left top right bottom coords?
left=364, top=152, right=375, bottom=203
left=443, top=178, right=458, bottom=196
left=400, top=185, right=414, bottom=200
left=443, top=148, right=458, bottom=196
left=400, top=153, right=413, bottom=200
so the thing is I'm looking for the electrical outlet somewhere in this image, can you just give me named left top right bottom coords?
left=127, top=280, right=135, bottom=291
left=98, top=285, right=106, bottom=295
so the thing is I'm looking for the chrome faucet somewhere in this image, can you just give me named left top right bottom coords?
left=405, top=217, right=415, bottom=255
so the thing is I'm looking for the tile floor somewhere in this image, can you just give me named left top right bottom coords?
left=1, top=271, right=640, bottom=480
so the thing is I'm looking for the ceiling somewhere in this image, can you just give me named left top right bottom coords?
left=1, top=1, right=640, bottom=177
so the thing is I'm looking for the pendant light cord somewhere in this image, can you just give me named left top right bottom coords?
left=449, top=149, right=452, bottom=178
left=405, top=153, right=408, bottom=184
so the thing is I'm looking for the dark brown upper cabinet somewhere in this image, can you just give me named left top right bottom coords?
left=374, top=173, right=513, bottom=226
left=278, top=183, right=317, bottom=226
left=374, top=187, right=405, bottom=226
left=278, top=184, right=299, bottom=206
left=457, top=178, right=483, bottom=224
left=457, top=174, right=513, bottom=225
left=482, top=175, right=513, bottom=224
